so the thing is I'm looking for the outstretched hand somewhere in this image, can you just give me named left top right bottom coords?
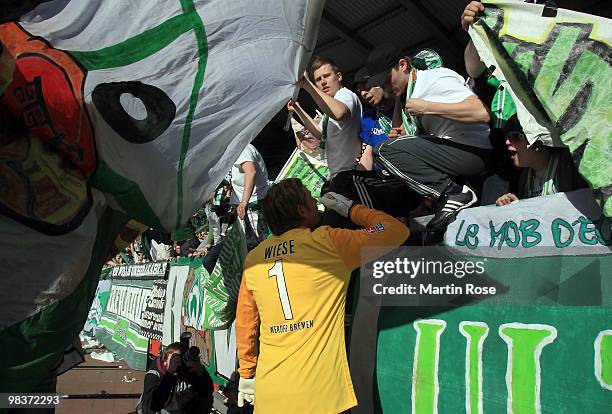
left=496, top=193, right=519, bottom=206
left=287, top=99, right=299, bottom=113
left=321, top=192, right=354, bottom=218
left=293, top=70, right=310, bottom=89
left=461, top=1, right=484, bottom=32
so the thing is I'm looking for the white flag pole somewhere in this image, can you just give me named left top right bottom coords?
left=284, top=88, right=301, bottom=131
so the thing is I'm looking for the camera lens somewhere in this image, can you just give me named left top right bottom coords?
left=186, top=346, right=200, bottom=361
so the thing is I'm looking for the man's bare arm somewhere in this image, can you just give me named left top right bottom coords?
left=288, top=100, right=322, bottom=140
left=462, top=2, right=487, bottom=78
left=297, top=75, right=350, bottom=121
left=406, top=95, right=490, bottom=124
left=465, top=40, right=486, bottom=79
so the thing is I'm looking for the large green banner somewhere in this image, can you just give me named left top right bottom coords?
left=180, top=221, right=247, bottom=385
left=155, top=222, right=245, bottom=386
left=377, top=306, right=610, bottom=413
left=96, top=262, right=167, bottom=370
left=202, top=220, right=247, bottom=329
left=164, top=258, right=239, bottom=386
left=180, top=221, right=247, bottom=333
left=370, top=190, right=611, bottom=413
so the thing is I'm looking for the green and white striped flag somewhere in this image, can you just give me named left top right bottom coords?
left=183, top=221, right=247, bottom=331
left=0, top=0, right=324, bottom=392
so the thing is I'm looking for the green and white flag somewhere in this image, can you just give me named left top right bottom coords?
left=469, top=0, right=612, bottom=216
left=183, top=221, right=247, bottom=330
left=203, top=220, right=248, bottom=329
left=0, top=0, right=324, bottom=392
left=96, top=263, right=167, bottom=370
left=445, top=189, right=610, bottom=257
left=276, top=148, right=330, bottom=202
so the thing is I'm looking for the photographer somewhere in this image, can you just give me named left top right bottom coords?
left=139, top=340, right=213, bottom=414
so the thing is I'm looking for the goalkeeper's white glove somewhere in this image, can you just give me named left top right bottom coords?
left=237, top=377, right=255, bottom=407
left=321, top=192, right=355, bottom=218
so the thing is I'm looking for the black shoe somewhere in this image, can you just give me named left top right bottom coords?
left=427, top=184, right=477, bottom=230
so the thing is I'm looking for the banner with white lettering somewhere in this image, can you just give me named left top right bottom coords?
left=162, top=264, right=190, bottom=346
left=173, top=259, right=238, bottom=385
left=213, top=322, right=237, bottom=381
left=96, top=263, right=166, bottom=370
left=141, top=279, right=168, bottom=341
left=111, top=262, right=167, bottom=279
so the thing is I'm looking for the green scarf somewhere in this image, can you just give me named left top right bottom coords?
left=487, top=75, right=517, bottom=129
left=401, top=67, right=421, bottom=136
left=523, top=152, right=559, bottom=198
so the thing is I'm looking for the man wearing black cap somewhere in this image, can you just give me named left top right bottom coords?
left=352, top=66, right=395, bottom=171
left=366, top=43, right=492, bottom=230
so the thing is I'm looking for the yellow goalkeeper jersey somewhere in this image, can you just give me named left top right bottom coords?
left=236, top=204, right=409, bottom=414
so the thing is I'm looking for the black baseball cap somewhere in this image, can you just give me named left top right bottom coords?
left=352, top=66, right=370, bottom=87
left=365, top=43, right=403, bottom=89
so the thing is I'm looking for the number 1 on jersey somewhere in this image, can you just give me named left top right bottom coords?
left=268, top=259, right=293, bottom=320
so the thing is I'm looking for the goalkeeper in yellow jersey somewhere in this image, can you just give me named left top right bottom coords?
left=235, top=178, right=409, bottom=413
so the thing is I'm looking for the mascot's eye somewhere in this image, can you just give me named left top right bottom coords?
left=92, top=81, right=176, bottom=144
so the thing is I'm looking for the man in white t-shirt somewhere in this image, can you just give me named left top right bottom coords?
left=287, top=57, right=364, bottom=178
left=231, top=144, right=270, bottom=249
left=365, top=44, right=492, bottom=230
left=287, top=57, right=367, bottom=227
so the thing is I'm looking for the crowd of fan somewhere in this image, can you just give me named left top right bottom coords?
left=287, top=0, right=587, bottom=236
left=118, top=2, right=600, bottom=413
left=105, top=183, right=232, bottom=267
left=107, top=1, right=590, bottom=269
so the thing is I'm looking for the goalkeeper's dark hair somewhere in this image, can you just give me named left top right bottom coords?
left=263, top=178, right=310, bottom=236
